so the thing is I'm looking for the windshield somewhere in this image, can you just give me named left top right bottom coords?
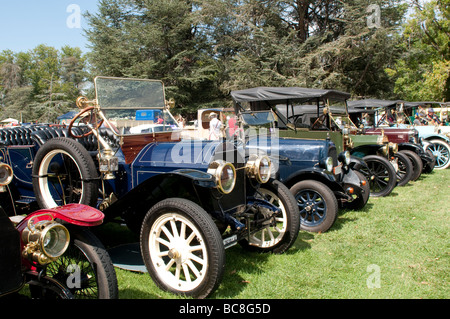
left=94, top=77, right=179, bottom=135
left=241, top=111, right=275, bottom=126
left=95, top=77, right=166, bottom=109
left=326, top=100, right=358, bottom=130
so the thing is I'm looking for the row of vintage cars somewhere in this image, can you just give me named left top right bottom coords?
left=0, top=77, right=448, bottom=299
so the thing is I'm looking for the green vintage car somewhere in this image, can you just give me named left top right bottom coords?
left=230, top=87, right=404, bottom=197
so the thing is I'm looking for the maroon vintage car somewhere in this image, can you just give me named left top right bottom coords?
left=348, top=99, right=435, bottom=180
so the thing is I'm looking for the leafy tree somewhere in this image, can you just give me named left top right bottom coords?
left=0, top=45, right=89, bottom=122
left=386, top=0, right=450, bottom=101
left=217, top=0, right=407, bottom=98
left=85, top=0, right=224, bottom=114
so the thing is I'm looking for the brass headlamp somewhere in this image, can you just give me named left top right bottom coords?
left=245, top=155, right=272, bottom=184
left=22, top=214, right=70, bottom=265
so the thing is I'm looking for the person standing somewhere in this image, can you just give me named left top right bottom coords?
left=209, top=113, right=223, bottom=140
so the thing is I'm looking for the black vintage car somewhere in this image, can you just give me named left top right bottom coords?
left=0, top=77, right=300, bottom=298
left=230, top=88, right=370, bottom=234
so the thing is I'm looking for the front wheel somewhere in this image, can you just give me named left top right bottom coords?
left=344, top=171, right=370, bottom=210
left=394, top=152, right=413, bottom=186
left=240, top=180, right=300, bottom=254
left=140, top=198, right=225, bottom=299
left=426, top=139, right=450, bottom=170
left=30, top=228, right=119, bottom=299
left=361, top=155, right=397, bottom=197
left=423, top=149, right=436, bottom=173
left=290, top=180, right=338, bottom=233
left=399, top=150, right=422, bottom=181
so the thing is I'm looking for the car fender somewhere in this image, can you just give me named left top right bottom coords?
left=423, top=134, right=450, bottom=143
left=103, top=170, right=217, bottom=218
left=282, top=167, right=343, bottom=192
left=348, top=155, right=368, bottom=171
left=350, top=144, right=383, bottom=158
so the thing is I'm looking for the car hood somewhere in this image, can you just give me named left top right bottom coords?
left=246, top=137, right=331, bottom=163
left=133, top=140, right=238, bottom=169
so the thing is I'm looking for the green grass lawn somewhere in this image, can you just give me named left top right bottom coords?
left=96, top=169, right=450, bottom=299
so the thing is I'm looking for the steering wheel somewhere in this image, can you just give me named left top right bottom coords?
left=68, top=106, right=104, bottom=139
left=311, top=114, right=328, bottom=130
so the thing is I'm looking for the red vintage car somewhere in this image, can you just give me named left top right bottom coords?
left=0, top=162, right=118, bottom=299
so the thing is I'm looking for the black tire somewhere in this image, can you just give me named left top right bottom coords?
left=290, top=180, right=338, bottom=233
left=361, top=155, right=396, bottom=197
left=399, top=150, right=422, bottom=181
left=394, top=152, right=413, bottom=186
left=344, top=170, right=370, bottom=210
left=31, top=227, right=119, bottom=299
left=426, top=139, right=450, bottom=170
left=240, top=179, right=300, bottom=254
left=423, top=149, right=436, bottom=173
left=140, top=198, right=225, bottom=299
left=32, top=137, right=99, bottom=209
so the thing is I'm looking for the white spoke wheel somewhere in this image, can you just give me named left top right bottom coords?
left=140, top=198, right=225, bottom=299
left=426, top=139, right=450, bottom=170
left=32, top=138, right=99, bottom=209
left=241, top=180, right=300, bottom=254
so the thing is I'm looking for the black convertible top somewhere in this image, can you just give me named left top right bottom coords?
left=347, top=99, right=402, bottom=109
left=230, top=87, right=351, bottom=105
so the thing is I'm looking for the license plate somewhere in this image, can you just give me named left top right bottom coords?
left=333, top=164, right=342, bottom=175
left=223, top=235, right=238, bottom=249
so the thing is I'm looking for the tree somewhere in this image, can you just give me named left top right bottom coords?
left=386, top=0, right=450, bottom=101
left=85, top=0, right=224, bottom=114
left=217, top=0, right=407, bottom=98
left=0, top=45, right=89, bottom=122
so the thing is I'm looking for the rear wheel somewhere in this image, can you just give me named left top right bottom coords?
left=140, top=198, right=225, bottom=299
left=360, top=155, right=396, bottom=197
left=290, top=180, right=338, bottom=233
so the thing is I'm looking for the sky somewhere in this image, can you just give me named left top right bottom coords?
left=0, top=0, right=100, bottom=53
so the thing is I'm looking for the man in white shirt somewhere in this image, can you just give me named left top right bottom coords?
left=209, top=113, right=223, bottom=140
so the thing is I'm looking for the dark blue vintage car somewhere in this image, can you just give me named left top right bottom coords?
left=230, top=91, right=370, bottom=234
left=0, top=76, right=300, bottom=299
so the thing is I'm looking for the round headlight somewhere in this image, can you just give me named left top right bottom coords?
left=22, top=215, right=71, bottom=265
left=338, top=151, right=351, bottom=166
left=258, top=156, right=272, bottom=184
left=245, top=155, right=272, bottom=184
left=0, top=163, right=13, bottom=186
left=208, top=160, right=236, bottom=194
left=40, top=223, right=70, bottom=259
left=325, top=157, right=333, bottom=172
left=389, top=142, right=398, bottom=153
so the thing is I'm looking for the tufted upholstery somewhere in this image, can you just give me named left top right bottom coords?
left=0, top=125, right=120, bottom=152
left=0, top=126, right=48, bottom=146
